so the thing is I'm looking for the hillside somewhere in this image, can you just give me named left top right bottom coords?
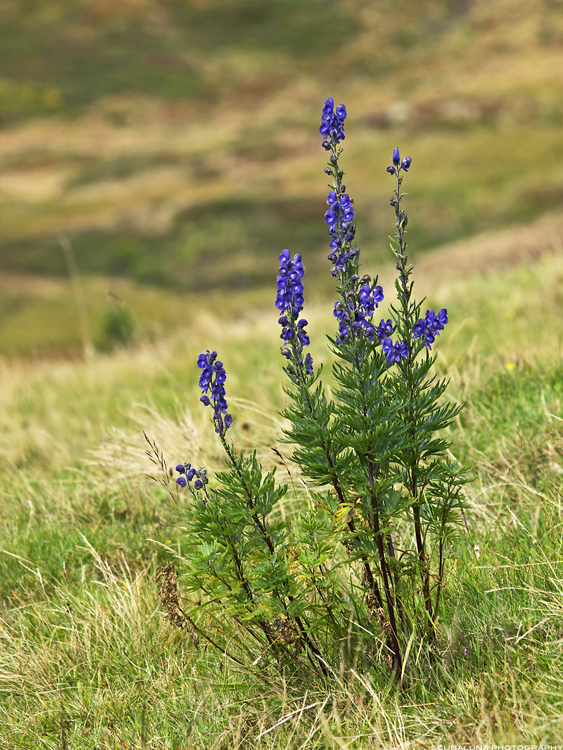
left=1, top=0, right=563, bottom=355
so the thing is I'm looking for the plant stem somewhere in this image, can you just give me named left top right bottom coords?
left=368, top=478, right=402, bottom=674
left=220, top=431, right=328, bottom=674
left=392, top=169, right=434, bottom=639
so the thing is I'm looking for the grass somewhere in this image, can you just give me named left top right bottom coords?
left=1, top=244, right=563, bottom=746
left=2, top=3, right=563, bottom=743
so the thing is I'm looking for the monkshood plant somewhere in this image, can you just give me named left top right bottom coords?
left=162, top=99, right=471, bottom=683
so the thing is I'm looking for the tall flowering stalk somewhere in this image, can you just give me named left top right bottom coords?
left=164, top=99, right=470, bottom=685
left=385, top=148, right=466, bottom=642
left=320, top=100, right=416, bottom=673
left=175, top=346, right=330, bottom=675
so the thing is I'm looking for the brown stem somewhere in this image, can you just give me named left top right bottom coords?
left=222, top=437, right=276, bottom=553
left=370, top=487, right=402, bottom=674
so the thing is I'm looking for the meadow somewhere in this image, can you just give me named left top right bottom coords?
left=2, top=218, right=563, bottom=746
left=2, top=1, right=563, bottom=746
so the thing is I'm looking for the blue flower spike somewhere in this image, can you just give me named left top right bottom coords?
left=197, top=350, right=233, bottom=434
left=387, top=149, right=412, bottom=177
left=320, top=98, right=360, bottom=279
left=276, top=249, right=313, bottom=379
left=320, top=97, right=347, bottom=149
left=175, top=463, right=209, bottom=503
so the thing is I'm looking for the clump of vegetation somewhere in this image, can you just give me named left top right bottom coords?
left=97, top=294, right=136, bottom=351
left=163, top=100, right=471, bottom=684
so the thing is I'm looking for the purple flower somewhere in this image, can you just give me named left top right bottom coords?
left=396, top=340, right=409, bottom=359
left=325, top=191, right=354, bottom=233
left=333, top=301, right=351, bottom=344
left=276, top=250, right=313, bottom=379
left=358, top=284, right=384, bottom=316
left=340, top=193, right=354, bottom=222
left=376, top=319, right=393, bottom=343
left=276, top=250, right=305, bottom=316
left=197, top=350, right=233, bottom=434
left=387, top=150, right=412, bottom=176
left=175, top=464, right=209, bottom=502
left=305, top=353, right=313, bottom=376
left=413, top=319, right=426, bottom=338
left=325, top=208, right=337, bottom=227
left=320, top=97, right=347, bottom=148
left=333, top=285, right=385, bottom=344
left=319, top=100, right=359, bottom=276
left=324, top=190, right=358, bottom=276
left=413, top=308, right=448, bottom=349
left=382, top=337, right=409, bottom=365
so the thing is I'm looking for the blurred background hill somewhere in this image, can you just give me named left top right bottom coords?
left=1, top=0, right=563, bottom=356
